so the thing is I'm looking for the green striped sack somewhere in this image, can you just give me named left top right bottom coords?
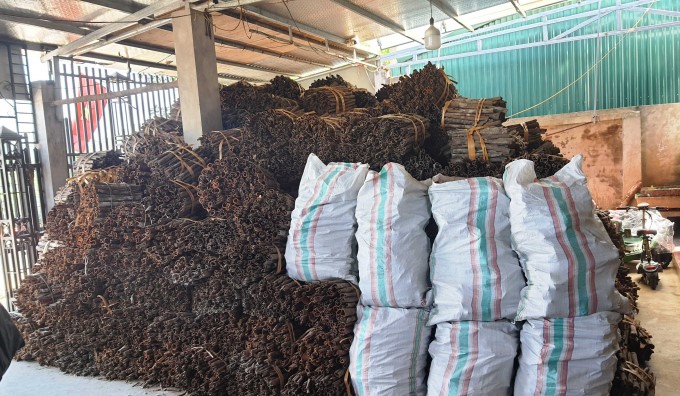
left=356, top=164, right=432, bottom=308
left=349, top=305, right=431, bottom=396
left=427, top=320, right=519, bottom=396
left=514, top=311, right=620, bottom=396
left=428, top=176, right=525, bottom=324
left=503, top=155, right=631, bottom=320
left=285, top=154, right=369, bottom=282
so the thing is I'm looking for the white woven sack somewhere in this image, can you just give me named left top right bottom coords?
left=428, top=321, right=519, bottom=396
left=514, top=311, right=621, bottom=396
left=356, top=164, right=432, bottom=308
left=428, top=176, right=525, bottom=324
left=503, top=155, right=630, bottom=320
left=349, top=306, right=431, bottom=396
left=285, top=154, right=369, bottom=282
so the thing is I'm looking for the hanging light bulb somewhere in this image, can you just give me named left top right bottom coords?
left=424, top=1, right=441, bottom=50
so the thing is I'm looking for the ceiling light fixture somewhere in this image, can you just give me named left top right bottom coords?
left=424, top=0, right=441, bottom=50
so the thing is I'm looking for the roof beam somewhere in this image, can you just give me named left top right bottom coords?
left=0, top=10, right=93, bottom=35
left=81, top=0, right=368, bottom=56
left=218, top=73, right=268, bottom=84
left=430, top=0, right=475, bottom=32
left=73, top=52, right=269, bottom=84
left=217, top=60, right=297, bottom=77
left=77, top=0, right=143, bottom=14
left=211, top=33, right=334, bottom=69
left=40, top=0, right=188, bottom=62
left=51, top=81, right=179, bottom=106
left=327, top=0, right=425, bottom=44
left=238, top=6, right=380, bottom=57
left=74, top=52, right=177, bottom=72
left=509, top=0, right=528, bottom=18
left=249, top=29, right=377, bottom=68
left=1, top=6, right=300, bottom=76
left=71, top=18, right=171, bottom=56
left=78, top=0, right=329, bottom=70
left=0, top=11, right=297, bottom=76
left=75, top=49, right=292, bottom=78
left=239, top=6, right=346, bottom=48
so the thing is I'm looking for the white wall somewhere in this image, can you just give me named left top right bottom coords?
left=297, top=65, right=377, bottom=93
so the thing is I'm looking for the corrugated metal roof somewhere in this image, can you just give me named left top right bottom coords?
left=0, top=0, right=571, bottom=82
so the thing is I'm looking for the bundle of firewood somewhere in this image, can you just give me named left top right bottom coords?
left=72, top=151, right=123, bottom=176
left=342, top=113, right=430, bottom=169
left=309, top=74, right=354, bottom=89
left=262, top=75, right=304, bottom=102
left=302, top=86, right=356, bottom=115
left=122, top=129, right=185, bottom=159
left=307, top=74, right=378, bottom=109
left=375, top=62, right=458, bottom=164
left=353, top=89, right=378, bottom=108
left=378, top=62, right=458, bottom=111
left=442, top=97, right=517, bottom=163
left=506, top=119, right=546, bottom=153
left=220, top=82, right=301, bottom=129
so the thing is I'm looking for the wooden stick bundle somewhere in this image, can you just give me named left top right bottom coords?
left=505, top=119, right=546, bottom=153
left=442, top=97, right=517, bottom=163
left=302, top=87, right=356, bottom=115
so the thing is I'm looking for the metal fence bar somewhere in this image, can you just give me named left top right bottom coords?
left=54, top=58, right=178, bottom=173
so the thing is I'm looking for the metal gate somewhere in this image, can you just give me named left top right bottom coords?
left=0, top=52, right=180, bottom=309
left=54, top=58, right=179, bottom=173
left=0, top=43, right=44, bottom=309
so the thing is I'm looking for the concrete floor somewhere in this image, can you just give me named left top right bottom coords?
left=0, top=361, right=183, bottom=396
left=634, top=259, right=680, bottom=396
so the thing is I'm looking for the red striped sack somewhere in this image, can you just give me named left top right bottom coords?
left=349, top=306, right=431, bottom=396
left=503, top=155, right=631, bottom=320
left=428, top=177, right=525, bottom=324
left=427, top=321, right=519, bottom=396
left=514, top=311, right=620, bottom=396
left=356, top=164, right=432, bottom=308
left=285, top=154, right=369, bottom=282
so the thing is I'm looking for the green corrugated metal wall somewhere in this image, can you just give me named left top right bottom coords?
left=391, top=0, right=680, bottom=117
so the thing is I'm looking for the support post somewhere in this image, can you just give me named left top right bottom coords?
left=32, top=81, right=68, bottom=212
left=172, top=8, right=222, bottom=146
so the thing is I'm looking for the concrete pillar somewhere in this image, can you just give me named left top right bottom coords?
left=32, top=81, right=68, bottom=212
left=172, top=8, right=222, bottom=146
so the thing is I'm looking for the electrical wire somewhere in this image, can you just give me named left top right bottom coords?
left=508, top=0, right=659, bottom=118
left=280, top=0, right=326, bottom=58
left=9, top=2, right=373, bottom=81
left=138, top=54, right=174, bottom=74
left=276, top=0, right=379, bottom=72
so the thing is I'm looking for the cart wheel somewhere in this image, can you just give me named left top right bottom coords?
left=648, top=272, right=659, bottom=290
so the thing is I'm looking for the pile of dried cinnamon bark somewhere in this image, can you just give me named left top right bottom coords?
left=12, top=64, right=648, bottom=396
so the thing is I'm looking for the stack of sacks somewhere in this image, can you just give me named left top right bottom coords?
left=504, top=155, right=631, bottom=396
left=286, top=154, right=369, bottom=282
left=427, top=175, right=525, bottom=396
left=349, top=164, right=432, bottom=395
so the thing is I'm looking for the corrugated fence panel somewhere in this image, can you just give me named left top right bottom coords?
left=389, top=0, right=680, bottom=117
